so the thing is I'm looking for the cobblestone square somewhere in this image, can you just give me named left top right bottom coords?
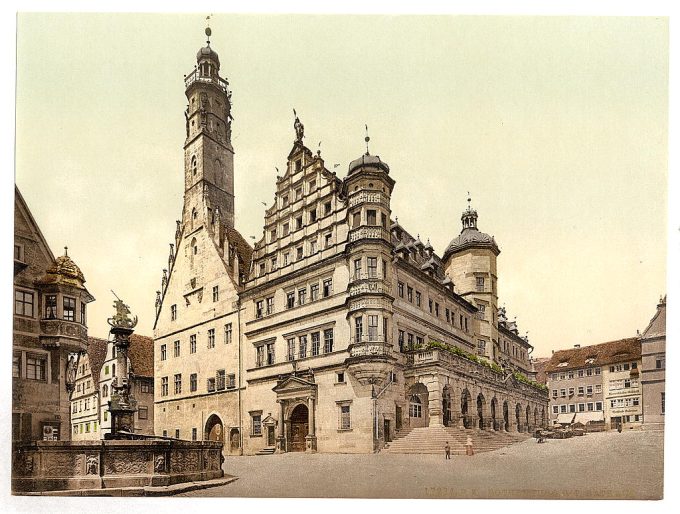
left=179, top=430, right=663, bottom=499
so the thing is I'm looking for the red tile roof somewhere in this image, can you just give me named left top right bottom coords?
left=544, top=337, right=641, bottom=373
left=86, top=333, right=154, bottom=379
left=531, top=357, right=551, bottom=385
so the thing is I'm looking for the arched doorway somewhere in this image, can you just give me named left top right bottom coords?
left=461, top=389, right=472, bottom=429
left=408, top=383, right=429, bottom=428
left=503, top=401, right=509, bottom=431
left=289, top=403, right=309, bottom=452
left=476, top=393, right=486, bottom=429
left=526, top=405, right=531, bottom=431
left=229, top=428, right=240, bottom=452
left=515, top=404, right=522, bottom=432
left=490, top=398, right=498, bottom=430
left=205, top=414, right=224, bottom=442
left=442, top=386, right=452, bottom=427
left=534, top=407, right=539, bottom=429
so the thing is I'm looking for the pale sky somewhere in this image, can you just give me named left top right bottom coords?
left=13, top=13, right=668, bottom=356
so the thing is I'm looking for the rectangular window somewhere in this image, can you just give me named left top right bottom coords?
left=368, top=315, right=379, bottom=341
left=337, top=372, right=345, bottom=383
left=224, top=323, right=232, bottom=344
left=81, top=303, right=86, bottom=324
left=398, top=330, right=405, bottom=352
left=26, top=353, right=46, bottom=381
left=560, top=405, right=567, bottom=414
left=324, top=329, right=334, bottom=353
left=578, top=403, right=585, bottom=412
left=340, top=405, right=351, bottom=430
left=577, top=369, right=584, bottom=377
left=266, top=343, right=275, bottom=365
left=407, top=333, right=414, bottom=351
left=310, top=284, right=319, bottom=301
left=161, top=377, right=169, bottom=396
left=271, top=256, right=277, bottom=270
left=324, top=201, right=332, bottom=215
left=171, top=304, right=177, bottom=320
left=13, top=354, right=21, bottom=378
left=587, top=403, right=594, bottom=411
left=287, top=338, right=295, bottom=361
left=552, top=405, right=559, bottom=414
left=560, top=389, right=566, bottom=398
left=174, top=340, right=181, bottom=357
left=212, top=285, right=219, bottom=302
left=407, top=286, right=413, bottom=303
left=216, top=370, right=226, bottom=391
left=252, top=414, right=262, bottom=436
left=594, top=384, right=602, bottom=393
left=477, top=340, right=486, bottom=356
left=175, top=429, right=180, bottom=439
left=296, top=216, right=303, bottom=230
left=140, top=382, right=152, bottom=393
left=270, top=229, right=277, bottom=242
left=207, top=377, right=216, bottom=392
left=138, top=406, right=149, bottom=420
left=259, top=263, right=266, bottom=276
left=14, top=290, right=34, bottom=317
left=552, top=389, right=558, bottom=398
left=435, top=303, right=440, bottom=317
left=324, top=232, right=332, bottom=248
left=14, top=244, right=23, bottom=261
left=192, top=428, right=197, bottom=441
left=188, top=334, right=196, bottom=354
left=398, top=282, right=404, bottom=298
left=367, top=257, right=378, bottom=278
left=569, top=404, right=576, bottom=413
left=266, top=297, right=274, bottom=315
left=256, top=345, right=265, bottom=367
left=256, top=300, right=264, bottom=319
left=309, top=207, right=317, bottom=222
left=295, top=187, right=302, bottom=200
left=208, top=329, right=215, bottom=348
left=595, top=401, right=602, bottom=411
left=445, top=308, right=450, bottom=323
left=190, top=373, right=197, bottom=392
left=355, top=316, right=363, bottom=342
left=323, top=279, right=333, bottom=297
left=352, top=211, right=361, bottom=228
left=586, top=385, right=593, bottom=395
left=45, top=294, right=57, bottom=319
left=586, top=368, right=593, bottom=377
left=476, top=276, right=485, bottom=292
left=594, top=367, right=601, bottom=375
left=227, top=374, right=236, bottom=389
left=174, top=374, right=182, bottom=394
left=296, top=246, right=303, bottom=260
left=311, top=332, right=321, bottom=356
left=568, top=371, right=574, bottom=379
left=429, top=299, right=433, bottom=313
left=287, top=291, right=296, bottom=309
left=298, top=288, right=306, bottom=306
left=661, top=392, right=665, bottom=414
left=656, top=358, right=663, bottom=369
left=416, top=291, right=421, bottom=307
left=367, top=210, right=377, bottom=225
left=309, top=239, right=317, bottom=254
left=568, top=387, right=575, bottom=396
left=299, top=335, right=307, bottom=359
left=577, top=386, right=584, bottom=396
left=283, top=222, right=289, bottom=236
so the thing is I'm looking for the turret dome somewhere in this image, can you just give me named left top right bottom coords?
left=443, top=199, right=500, bottom=259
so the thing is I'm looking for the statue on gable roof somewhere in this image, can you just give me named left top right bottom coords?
left=293, top=109, right=304, bottom=142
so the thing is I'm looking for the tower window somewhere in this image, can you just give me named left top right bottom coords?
left=191, top=156, right=197, bottom=176
left=367, top=210, right=377, bottom=225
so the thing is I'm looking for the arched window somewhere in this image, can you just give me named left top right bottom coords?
left=409, top=395, right=422, bottom=418
left=102, top=384, right=109, bottom=397
left=191, top=237, right=198, bottom=255
left=191, top=156, right=197, bottom=176
left=112, top=363, right=116, bottom=377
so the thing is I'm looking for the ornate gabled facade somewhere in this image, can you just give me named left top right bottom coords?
left=153, top=31, right=548, bottom=456
left=13, top=186, right=95, bottom=442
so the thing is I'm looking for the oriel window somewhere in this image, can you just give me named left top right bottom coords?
left=45, top=294, right=57, bottom=319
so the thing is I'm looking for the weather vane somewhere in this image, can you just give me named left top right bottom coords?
left=364, top=124, right=370, bottom=154
left=205, top=14, right=213, bottom=44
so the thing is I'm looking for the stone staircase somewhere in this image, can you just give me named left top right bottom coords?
left=382, top=425, right=531, bottom=455
left=255, top=446, right=276, bottom=456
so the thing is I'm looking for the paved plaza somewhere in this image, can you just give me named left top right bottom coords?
left=179, top=429, right=664, bottom=499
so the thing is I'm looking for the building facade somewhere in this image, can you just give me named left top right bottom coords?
left=13, top=187, right=94, bottom=442
left=153, top=33, right=548, bottom=455
left=68, top=335, right=155, bottom=440
left=640, top=296, right=666, bottom=428
left=545, top=338, right=641, bottom=429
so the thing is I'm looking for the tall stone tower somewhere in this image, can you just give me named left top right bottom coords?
left=182, top=27, right=235, bottom=233
left=343, top=138, right=397, bottom=388
left=442, top=199, right=500, bottom=362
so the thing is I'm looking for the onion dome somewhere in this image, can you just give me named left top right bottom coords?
left=197, top=43, right=220, bottom=66
left=443, top=198, right=500, bottom=260
left=348, top=152, right=390, bottom=175
left=37, top=247, right=87, bottom=288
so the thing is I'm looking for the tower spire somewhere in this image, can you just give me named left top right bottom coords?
left=205, top=14, right=212, bottom=45
left=364, top=124, right=370, bottom=155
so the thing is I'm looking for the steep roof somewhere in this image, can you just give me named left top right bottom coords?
left=544, top=337, right=641, bottom=373
left=642, top=298, right=666, bottom=340
left=225, top=225, right=253, bottom=275
left=128, top=334, right=154, bottom=378
left=86, top=337, right=109, bottom=384
left=531, top=357, right=551, bottom=385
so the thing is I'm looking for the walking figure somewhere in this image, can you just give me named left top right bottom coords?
left=465, top=435, right=475, bottom=456
left=445, top=441, right=451, bottom=459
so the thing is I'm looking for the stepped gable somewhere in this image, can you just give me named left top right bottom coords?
left=86, top=336, right=109, bottom=384
left=544, top=337, right=641, bottom=374
left=128, top=334, right=154, bottom=378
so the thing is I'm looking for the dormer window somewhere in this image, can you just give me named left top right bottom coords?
left=557, top=362, right=568, bottom=368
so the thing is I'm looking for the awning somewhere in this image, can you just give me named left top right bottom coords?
left=574, top=411, right=604, bottom=424
left=556, top=413, right=575, bottom=424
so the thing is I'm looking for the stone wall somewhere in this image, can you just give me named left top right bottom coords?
left=12, top=439, right=223, bottom=493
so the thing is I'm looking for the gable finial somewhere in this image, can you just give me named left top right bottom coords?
left=293, top=109, right=304, bottom=142
left=364, top=124, right=370, bottom=155
left=64, top=245, right=68, bottom=256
